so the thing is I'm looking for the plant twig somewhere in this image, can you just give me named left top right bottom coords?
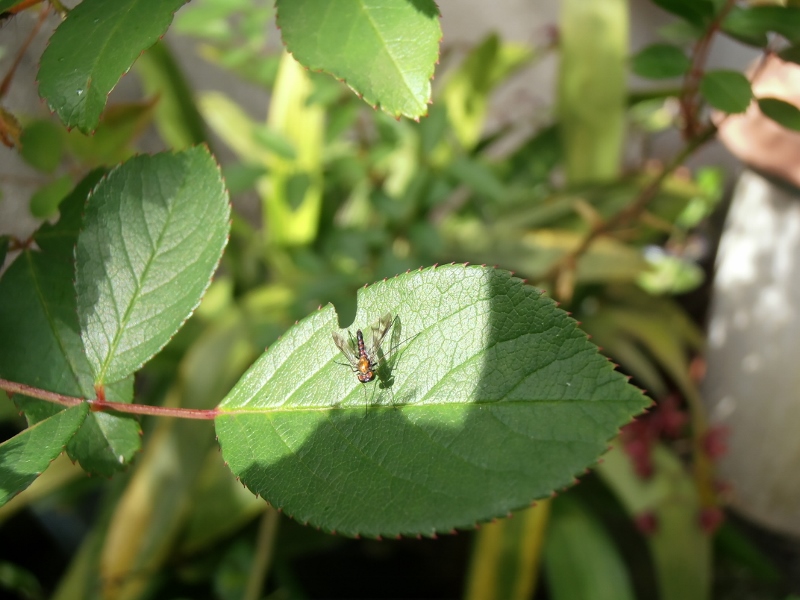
left=0, top=378, right=219, bottom=420
left=0, top=3, right=50, bottom=99
left=679, top=0, right=737, bottom=139
left=542, top=124, right=717, bottom=289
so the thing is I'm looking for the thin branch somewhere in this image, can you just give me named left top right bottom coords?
left=0, top=378, right=219, bottom=420
left=679, top=0, right=737, bottom=139
left=0, top=3, right=50, bottom=99
left=542, top=124, right=718, bottom=287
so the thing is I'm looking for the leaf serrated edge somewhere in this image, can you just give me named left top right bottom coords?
left=274, top=3, right=442, bottom=120
left=215, top=265, right=652, bottom=538
left=76, top=146, right=231, bottom=386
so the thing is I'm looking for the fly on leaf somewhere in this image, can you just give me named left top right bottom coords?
left=333, top=313, right=400, bottom=411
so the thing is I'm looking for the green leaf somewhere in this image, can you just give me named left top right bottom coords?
left=448, top=157, right=508, bottom=203
left=15, top=379, right=139, bottom=477
left=699, top=70, right=752, bottom=114
left=198, top=92, right=269, bottom=164
left=252, top=126, right=296, bottom=161
left=76, top=147, right=230, bottom=384
left=222, top=163, right=268, bottom=196
left=559, top=0, right=627, bottom=183
left=64, top=100, right=157, bottom=166
left=651, top=0, right=715, bottom=27
left=758, top=97, right=800, bottom=131
left=1, top=172, right=111, bottom=398
left=29, top=175, right=74, bottom=219
left=0, top=560, right=43, bottom=600
left=638, top=252, right=704, bottom=295
left=0, top=402, right=89, bottom=507
left=215, top=265, right=649, bottom=537
left=597, top=442, right=711, bottom=600
left=35, top=169, right=106, bottom=257
left=721, top=6, right=768, bottom=47
left=0, top=236, right=8, bottom=268
left=443, top=33, right=534, bottom=149
left=135, top=41, right=209, bottom=150
left=0, top=0, right=25, bottom=12
left=1, top=172, right=142, bottom=476
left=465, top=502, right=551, bottom=600
left=0, top=251, right=94, bottom=398
left=262, top=53, right=324, bottom=246
left=544, top=495, right=635, bottom=600
left=98, top=308, right=255, bottom=597
left=657, top=21, right=704, bottom=45
left=20, top=120, right=64, bottom=173
left=778, top=43, right=800, bottom=66
left=630, top=44, right=690, bottom=79
left=276, top=0, right=441, bottom=120
left=722, top=6, right=800, bottom=47
left=179, top=450, right=265, bottom=555
left=68, top=380, right=139, bottom=476
left=37, top=0, right=188, bottom=133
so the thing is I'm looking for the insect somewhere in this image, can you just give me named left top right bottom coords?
left=332, top=313, right=401, bottom=411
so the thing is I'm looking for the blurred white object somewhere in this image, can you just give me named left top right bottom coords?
left=705, top=168, right=800, bottom=535
left=706, top=55, right=800, bottom=535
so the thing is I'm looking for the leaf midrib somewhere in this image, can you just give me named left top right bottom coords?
left=94, top=181, right=179, bottom=384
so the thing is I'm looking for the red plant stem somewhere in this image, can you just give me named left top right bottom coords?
left=5, top=0, right=45, bottom=14
left=679, top=0, right=737, bottom=139
left=0, top=3, right=50, bottom=99
left=0, top=378, right=219, bottom=420
left=542, top=123, right=717, bottom=286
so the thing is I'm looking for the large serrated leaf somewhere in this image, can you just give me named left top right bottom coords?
left=0, top=403, right=89, bottom=507
left=0, top=250, right=94, bottom=398
left=75, top=147, right=230, bottom=384
left=37, top=0, right=188, bottom=133
left=215, top=265, right=649, bottom=538
left=276, top=0, right=441, bottom=119
left=0, top=174, right=142, bottom=476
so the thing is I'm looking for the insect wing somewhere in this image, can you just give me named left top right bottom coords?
left=368, top=313, right=394, bottom=357
left=332, top=331, right=360, bottom=369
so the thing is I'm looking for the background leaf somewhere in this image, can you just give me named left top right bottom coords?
left=37, top=0, right=188, bottom=133
left=699, top=70, right=752, bottom=114
left=276, top=0, right=441, bottom=119
left=543, top=495, right=635, bottom=600
left=630, top=44, right=691, bottom=79
left=29, top=175, right=73, bottom=219
left=75, top=146, right=230, bottom=384
left=216, top=265, right=649, bottom=537
left=0, top=403, right=88, bottom=507
left=651, top=0, right=714, bottom=27
left=598, top=442, right=711, bottom=600
left=134, top=41, right=209, bottom=150
left=0, top=0, right=25, bottom=12
left=465, top=502, right=550, bottom=600
left=722, top=6, right=800, bottom=47
left=559, top=0, right=627, bottom=183
left=19, top=120, right=64, bottom=173
left=758, top=97, right=800, bottom=132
